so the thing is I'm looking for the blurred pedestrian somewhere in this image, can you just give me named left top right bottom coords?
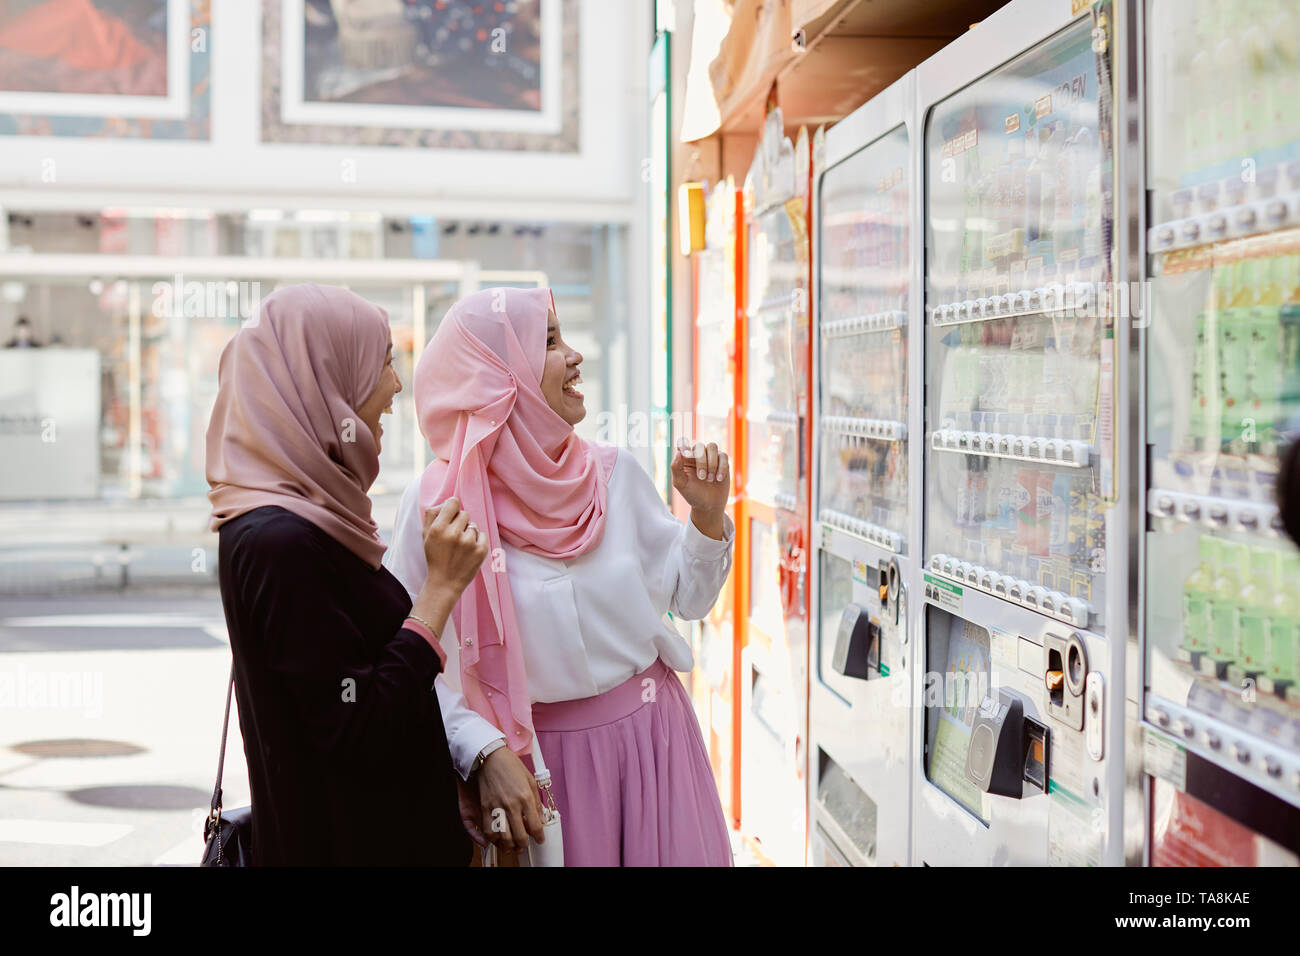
left=206, top=283, right=485, bottom=866
left=4, top=316, right=41, bottom=348
left=386, top=287, right=734, bottom=866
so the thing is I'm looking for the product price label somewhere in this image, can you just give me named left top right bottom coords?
left=923, top=573, right=963, bottom=614
left=1143, top=727, right=1188, bottom=791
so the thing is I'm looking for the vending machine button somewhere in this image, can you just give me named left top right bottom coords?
left=1155, top=225, right=1175, bottom=248
left=1207, top=214, right=1227, bottom=237
left=1064, top=598, right=1088, bottom=626
left=1148, top=706, right=1170, bottom=728
left=1265, top=757, right=1282, bottom=778
left=1180, top=221, right=1201, bottom=243
left=1203, top=731, right=1221, bottom=751
left=1266, top=199, right=1287, bottom=223
left=1236, top=207, right=1258, bottom=230
left=1232, top=742, right=1251, bottom=763
left=1176, top=719, right=1195, bottom=739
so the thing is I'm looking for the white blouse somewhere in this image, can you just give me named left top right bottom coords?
left=382, top=448, right=735, bottom=778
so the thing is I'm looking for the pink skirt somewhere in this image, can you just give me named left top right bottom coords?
left=529, top=657, right=734, bottom=867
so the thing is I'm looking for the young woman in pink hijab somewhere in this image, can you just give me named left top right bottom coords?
left=207, top=283, right=488, bottom=866
left=384, top=286, right=734, bottom=866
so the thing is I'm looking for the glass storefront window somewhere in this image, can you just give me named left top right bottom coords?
left=0, top=214, right=631, bottom=504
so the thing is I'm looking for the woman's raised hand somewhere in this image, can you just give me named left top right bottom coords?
left=672, top=438, right=730, bottom=514
left=672, top=439, right=730, bottom=542
left=421, top=496, right=490, bottom=598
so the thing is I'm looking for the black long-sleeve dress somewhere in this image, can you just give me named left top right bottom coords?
left=217, top=505, right=471, bottom=866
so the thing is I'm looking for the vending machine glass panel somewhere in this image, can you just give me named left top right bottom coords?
left=818, top=125, right=910, bottom=547
left=1143, top=0, right=1300, bottom=805
left=924, top=18, right=1112, bottom=634
left=747, top=211, right=802, bottom=508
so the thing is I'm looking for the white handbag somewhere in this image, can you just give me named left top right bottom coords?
left=482, top=733, right=564, bottom=867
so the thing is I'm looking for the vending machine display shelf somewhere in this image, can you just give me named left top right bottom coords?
left=930, top=429, right=1091, bottom=468
left=759, top=410, right=801, bottom=429
left=928, top=284, right=1103, bottom=327
left=1147, top=697, right=1300, bottom=806
left=822, top=416, right=906, bottom=442
left=1147, top=488, right=1287, bottom=539
left=1149, top=190, right=1300, bottom=255
left=926, top=553, right=1092, bottom=628
left=752, top=294, right=797, bottom=315
left=821, top=310, right=906, bottom=337
left=820, top=508, right=904, bottom=553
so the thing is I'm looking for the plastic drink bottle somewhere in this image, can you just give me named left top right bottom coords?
left=1182, top=534, right=1216, bottom=664
left=1236, top=546, right=1275, bottom=680
left=1246, top=254, right=1284, bottom=447
left=1203, top=538, right=1244, bottom=678
left=1269, top=551, right=1298, bottom=701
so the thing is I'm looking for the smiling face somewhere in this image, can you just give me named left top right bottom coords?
left=539, top=310, right=586, bottom=426
left=356, top=342, right=401, bottom=453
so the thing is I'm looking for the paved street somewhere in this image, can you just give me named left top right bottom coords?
left=0, top=592, right=246, bottom=866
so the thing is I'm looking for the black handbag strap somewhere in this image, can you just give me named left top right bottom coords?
left=209, top=661, right=235, bottom=817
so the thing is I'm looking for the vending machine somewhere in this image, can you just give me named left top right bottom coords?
left=688, top=177, right=745, bottom=827
left=808, top=74, right=919, bottom=868
left=914, top=0, right=1130, bottom=865
left=738, top=108, right=812, bottom=865
left=1137, top=0, right=1300, bottom=864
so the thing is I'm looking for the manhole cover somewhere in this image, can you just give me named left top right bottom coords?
left=10, top=739, right=147, bottom=758
left=67, top=784, right=210, bottom=811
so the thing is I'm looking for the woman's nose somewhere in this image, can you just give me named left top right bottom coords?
left=393, top=371, right=403, bottom=394
left=570, top=348, right=583, bottom=366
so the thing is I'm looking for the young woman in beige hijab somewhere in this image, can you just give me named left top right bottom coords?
left=206, top=283, right=488, bottom=865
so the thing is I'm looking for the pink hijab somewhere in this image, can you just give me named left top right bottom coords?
left=207, top=283, right=391, bottom=569
left=415, top=287, right=618, bottom=754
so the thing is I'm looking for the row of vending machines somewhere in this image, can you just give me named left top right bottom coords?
left=683, top=0, right=1300, bottom=866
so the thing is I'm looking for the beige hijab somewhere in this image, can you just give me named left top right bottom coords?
left=206, top=283, right=391, bottom=569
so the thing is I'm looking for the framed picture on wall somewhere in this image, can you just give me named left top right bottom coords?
left=264, top=0, right=579, bottom=150
left=0, top=0, right=209, bottom=139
